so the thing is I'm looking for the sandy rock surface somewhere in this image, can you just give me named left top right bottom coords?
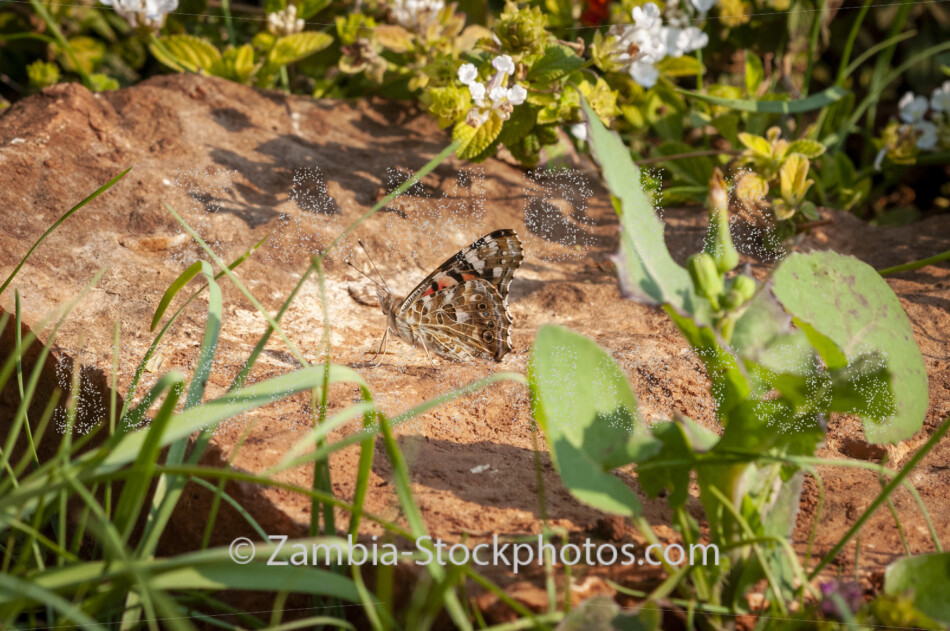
left=1, top=74, right=949, bottom=616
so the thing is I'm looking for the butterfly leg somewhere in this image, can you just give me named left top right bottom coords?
left=419, top=335, right=438, bottom=369
left=371, top=327, right=389, bottom=366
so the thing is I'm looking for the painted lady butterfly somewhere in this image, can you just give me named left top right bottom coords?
left=355, top=230, right=524, bottom=362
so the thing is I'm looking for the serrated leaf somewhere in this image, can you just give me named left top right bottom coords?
left=497, top=104, right=539, bottom=147
left=529, top=325, right=659, bottom=516
left=453, top=113, right=503, bottom=160
left=738, top=132, right=772, bottom=158
left=658, top=55, right=703, bottom=77
left=772, top=251, right=927, bottom=443
left=786, top=138, right=826, bottom=159
left=526, top=43, right=585, bottom=83
left=150, top=35, right=221, bottom=73
left=268, top=32, right=333, bottom=66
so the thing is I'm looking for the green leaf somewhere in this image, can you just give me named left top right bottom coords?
left=581, top=96, right=703, bottom=316
left=526, top=43, right=586, bottom=83
left=745, top=51, right=764, bottom=97
left=497, top=104, right=539, bottom=148
left=149, top=34, right=221, bottom=73
left=679, top=85, right=849, bottom=114
left=885, top=553, right=950, bottom=625
left=215, top=44, right=256, bottom=83
left=263, top=0, right=285, bottom=14
left=786, top=138, right=826, bottom=159
left=639, top=417, right=718, bottom=506
left=529, top=325, right=659, bottom=516
left=298, top=0, right=331, bottom=18
left=658, top=55, right=703, bottom=78
left=772, top=251, right=928, bottom=443
left=738, top=132, right=772, bottom=158
left=268, top=32, right=333, bottom=66
left=453, top=114, right=503, bottom=160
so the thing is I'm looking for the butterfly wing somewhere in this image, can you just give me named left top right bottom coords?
left=397, top=229, right=524, bottom=318
left=404, top=278, right=514, bottom=361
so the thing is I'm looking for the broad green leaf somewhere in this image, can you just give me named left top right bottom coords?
left=453, top=113, right=503, bottom=160
left=581, top=96, right=702, bottom=315
left=149, top=35, right=221, bottom=73
left=786, top=138, right=826, bottom=159
left=680, top=85, right=849, bottom=114
left=744, top=51, right=764, bottom=97
left=772, top=251, right=927, bottom=443
left=268, top=32, right=333, bottom=66
left=526, top=43, right=586, bottom=83
left=885, top=553, right=950, bottom=625
left=529, top=325, right=659, bottom=516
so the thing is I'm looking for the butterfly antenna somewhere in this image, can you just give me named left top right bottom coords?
left=345, top=260, right=383, bottom=289
left=357, top=239, right=392, bottom=293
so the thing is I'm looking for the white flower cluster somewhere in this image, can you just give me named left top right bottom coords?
left=898, top=83, right=950, bottom=151
left=390, top=0, right=444, bottom=29
left=99, top=0, right=177, bottom=29
left=458, top=55, right=528, bottom=128
left=609, top=0, right=712, bottom=88
left=267, top=4, right=305, bottom=36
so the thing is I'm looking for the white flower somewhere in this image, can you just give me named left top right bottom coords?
left=690, top=0, right=717, bottom=13
left=631, top=28, right=666, bottom=60
left=461, top=58, right=526, bottom=127
left=390, top=0, right=443, bottom=29
left=662, top=27, right=684, bottom=57
left=629, top=59, right=660, bottom=88
left=898, top=92, right=928, bottom=124
left=678, top=26, right=709, bottom=52
left=931, top=80, right=950, bottom=112
left=916, top=120, right=938, bottom=151
left=508, top=84, right=527, bottom=105
left=488, top=84, right=508, bottom=103
left=468, top=82, right=486, bottom=102
left=631, top=3, right=661, bottom=29
left=570, top=123, right=588, bottom=141
left=492, top=54, right=516, bottom=76
left=267, top=4, right=304, bottom=36
left=457, top=63, right=478, bottom=85
left=100, top=0, right=178, bottom=29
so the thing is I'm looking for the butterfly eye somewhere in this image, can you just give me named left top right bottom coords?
left=477, top=302, right=489, bottom=311
left=482, top=330, right=494, bottom=343
left=480, top=311, right=491, bottom=319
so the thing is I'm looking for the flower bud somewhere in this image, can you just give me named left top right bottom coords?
left=688, top=252, right=723, bottom=311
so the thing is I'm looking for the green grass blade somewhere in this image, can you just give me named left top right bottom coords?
left=678, top=85, right=848, bottom=114
left=0, top=169, right=129, bottom=299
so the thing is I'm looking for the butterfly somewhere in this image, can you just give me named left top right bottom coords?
left=350, top=230, right=524, bottom=363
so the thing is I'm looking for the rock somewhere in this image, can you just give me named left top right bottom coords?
left=0, top=74, right=687, bottom=562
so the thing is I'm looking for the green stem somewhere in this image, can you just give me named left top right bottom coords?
left=27, top=0, right=93, bottom=90
left=808, top=414, right=950, bottom=580
left=220, top=0, right=237, bottom=44
left=835, top=0, right=872, bottom=85
left=878, top=248, right=950, bottom=275
left=802, top=0, right=826, bottom=97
